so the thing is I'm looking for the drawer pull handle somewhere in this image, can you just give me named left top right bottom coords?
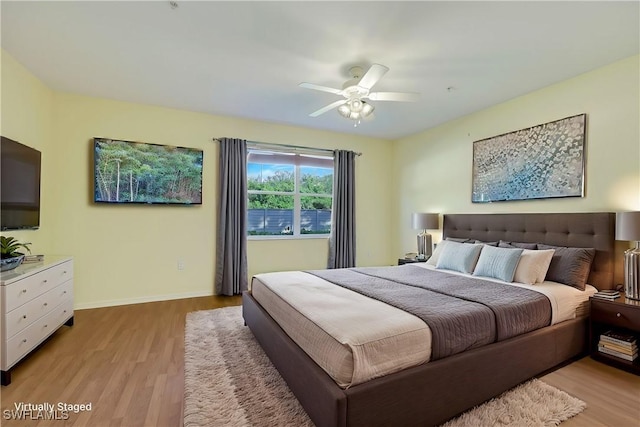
left=44, top=302, right=48, bottom=307
left=43, top=280, right=47, bottom=283
left=63, top=310, right=67, bottom=313
left=22, top=339, right=27, bottom=343
left=616, top=313, right=621, bottom=317
left=44, top=324, right=48, bottom=328
left=63, top=291, right=67, bottom=294
left=22, top=289, right=27, bottom=293
left=22, top=315, right=27, bottom=319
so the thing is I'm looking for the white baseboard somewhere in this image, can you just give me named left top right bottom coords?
left=74, top=290, right=215, bottom=310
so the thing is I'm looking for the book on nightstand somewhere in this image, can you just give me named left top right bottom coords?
left=592, top=290, right=620, bottom=300
left=598, top=330, right=638, bottom=361
left=597, top=345, right=638, bottom=361
left=601, top=330, right=637, bottom=346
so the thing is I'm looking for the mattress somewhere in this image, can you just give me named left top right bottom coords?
left=251, top=271, right=432, bottom=388
left=251, top=267, right=596, bottom=389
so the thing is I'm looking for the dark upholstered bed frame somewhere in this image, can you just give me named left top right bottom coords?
left=242, top=212, right=616, bottom=427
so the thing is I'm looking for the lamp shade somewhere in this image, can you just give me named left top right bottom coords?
left=616, top=211, right=640, bottom=241
left=412, top=213, right=439, bottom=230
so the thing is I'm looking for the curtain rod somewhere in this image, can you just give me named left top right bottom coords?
left=212, top=138, right=362, bottom=156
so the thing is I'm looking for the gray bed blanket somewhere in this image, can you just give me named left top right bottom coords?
left=307, top=266, right=551, bottom=360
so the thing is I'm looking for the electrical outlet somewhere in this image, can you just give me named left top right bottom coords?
left=177, top=260, right=185, bottom=271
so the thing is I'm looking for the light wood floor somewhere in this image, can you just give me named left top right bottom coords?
left=1, top=296, right=638, bottom=427
left=541, top=357, right=640, bottom=426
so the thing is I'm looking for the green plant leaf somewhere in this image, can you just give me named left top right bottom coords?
left=0, top=236, right=32, bottom=257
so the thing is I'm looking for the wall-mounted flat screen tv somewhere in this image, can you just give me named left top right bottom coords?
left=93, top=138, right=203, bottom=205
left=1, top=136, right=41, bottom=230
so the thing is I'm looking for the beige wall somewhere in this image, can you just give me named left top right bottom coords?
left=0, top=51, right=56, bottom=254
left=392, top=55, right=640, bottom=260
left=2, top=50, right=393, bottom=308
left=53, top=93, right=393, bottom=308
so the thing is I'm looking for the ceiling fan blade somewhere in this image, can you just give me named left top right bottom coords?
left=299, top=82, right=343, bottom=95
left=357, top=64, right=389, bottom=90
left=309, top=99, right=347, bottom=117
left=368, top=92, right=420, bottom=102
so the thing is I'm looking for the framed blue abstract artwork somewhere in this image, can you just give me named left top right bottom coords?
left=472, top=114, right=586, bottom=203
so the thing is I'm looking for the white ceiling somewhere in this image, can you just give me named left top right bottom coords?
left=2, top=1, right=638, bottom=140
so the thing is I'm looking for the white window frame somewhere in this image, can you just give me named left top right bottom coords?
left=247, top=147, right=333, bottom=240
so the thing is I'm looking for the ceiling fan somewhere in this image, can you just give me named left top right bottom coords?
left=299, top=64, right=419, bottom=125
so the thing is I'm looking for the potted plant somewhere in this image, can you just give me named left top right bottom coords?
left=0, top=236, right=32, bottom=272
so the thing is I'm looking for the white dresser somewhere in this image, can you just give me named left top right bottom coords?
left=1, top=256, right=74, bottom=385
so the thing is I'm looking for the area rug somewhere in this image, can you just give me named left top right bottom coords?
left=184, top=306, right=586, bottom=427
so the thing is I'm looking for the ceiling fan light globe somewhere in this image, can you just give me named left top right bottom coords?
left=361, top=102, right=374, bottom=117
left=337, top=104, right=351, bottom=118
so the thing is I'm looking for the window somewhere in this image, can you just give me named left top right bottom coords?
left=247, top=149, right=333, bottom=238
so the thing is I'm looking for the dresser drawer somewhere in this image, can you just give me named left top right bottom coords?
left=591, top=300, right=640, bottom=331
left=4, top=280, right=73, bottom=340
left=2, top=298, right=74, bottom=370
left=3, top=261, right=73, bottom=312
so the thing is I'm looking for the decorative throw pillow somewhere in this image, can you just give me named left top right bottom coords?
left=498, top=240, right=538, bottom=250
left=446, top=237, right=474, bottom=243
left=536, top=244, right=596, bottom=290
left=512, top=249, right=555, bottom=285
left=474, top=240, right=499, bottom=246
left=426, top=240, right=449, bottom=266
left=446, top=237, right=498, bottom=246
left=436, top=241, right=483, bottom=274
left=473, top=245, right=523, bottom=282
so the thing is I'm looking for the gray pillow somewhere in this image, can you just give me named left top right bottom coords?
left=536, top=244, right=596, bottom=290
left=498, top=240, right=538, bottom=250
left=475, top=240, right=499, bottom=247
left=446, top=237, right=474, bottom=243
left=446, top=237, right=498, bottom=246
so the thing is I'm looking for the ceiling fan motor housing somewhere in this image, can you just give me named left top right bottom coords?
left=342, top=66, right=368, bottom=98
left=342, top=82, right=369, bottom=98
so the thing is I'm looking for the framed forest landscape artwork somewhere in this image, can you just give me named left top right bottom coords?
left=472, top=113, right=586, bottom=203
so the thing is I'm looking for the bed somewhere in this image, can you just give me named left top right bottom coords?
left=242, top=212, right=616, bottom=427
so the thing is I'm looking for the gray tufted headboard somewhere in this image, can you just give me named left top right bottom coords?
left=443, top=212, right=616, bottom=290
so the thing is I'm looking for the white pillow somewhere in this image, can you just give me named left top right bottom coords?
left=426, top=240, right=448, bottom=266
left=436, top=241, right=483, bottom=274
left=513, top=249, right=555, bottom=285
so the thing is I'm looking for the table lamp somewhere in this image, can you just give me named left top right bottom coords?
left=412, top=213, right=439, bottom=259
left=616, top=211, right=640, bottom=300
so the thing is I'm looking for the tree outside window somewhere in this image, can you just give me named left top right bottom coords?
left=247, top=150, right=333, bottom=237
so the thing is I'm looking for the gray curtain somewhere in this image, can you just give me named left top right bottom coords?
left=215, top=138, right=248, bottom=296
left=328, top=150, right=356, bottom=269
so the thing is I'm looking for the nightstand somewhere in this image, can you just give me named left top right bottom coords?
left=589, top=294, right=640, bottom=375
left=398, top=258, right=428, bottom=265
